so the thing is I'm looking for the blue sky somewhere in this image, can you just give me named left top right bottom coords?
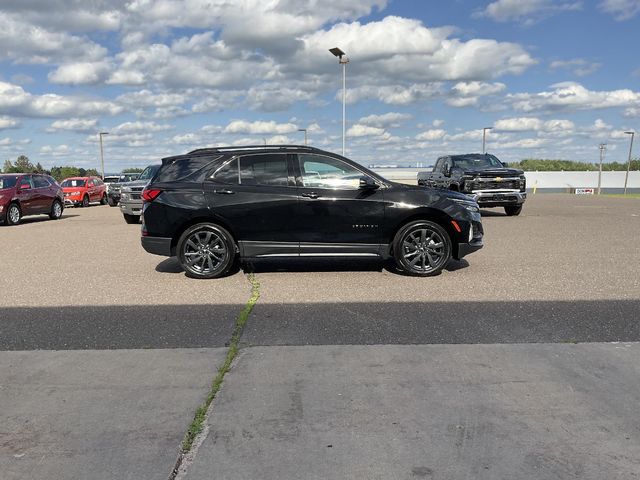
left=0, top=0, right=639, bottom=171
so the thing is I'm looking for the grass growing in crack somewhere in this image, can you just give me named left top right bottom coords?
left=180, top=273, right=260, bottom=453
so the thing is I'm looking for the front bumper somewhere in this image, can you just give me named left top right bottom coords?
left=468, top=190, right=526, bottom=207
left=457, top=238, right=484, bottom=259
left=119, top=200, right=143, bottom=216
left=142, top=236, right=172, bottom=256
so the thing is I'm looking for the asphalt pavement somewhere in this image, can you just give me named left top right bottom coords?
left=1, top=195, right=639, bottom=479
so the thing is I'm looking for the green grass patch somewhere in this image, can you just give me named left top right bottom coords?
left=180, top=273, right=260, bottom=453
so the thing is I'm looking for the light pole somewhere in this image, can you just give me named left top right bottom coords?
left=329, top=47, right=349, bottom=156
left=298, top=128, right=308, bottom=146
left=598, top=143, right=606, bottom=195
left=624, top=131, right=635, bottom=194
left=98, top=132, right=109, bottom=179
left=482, top=127, right=492, bottom=154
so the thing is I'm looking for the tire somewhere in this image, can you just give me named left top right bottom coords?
left=123, top=213, right=140, bottom=224
left=6, top=203, right=21, bottom=226
left=177, top=223, right=236, bottom=279
left=108, top=198, right=117, bottom=207
left=504, top=205, right=522, bottom=216
left=393, top=220, right=452, bottom=276
left=49, top=200, right=63, bottom=220
left=100, top=194, right=107, bottom=205
left=81, top=195, right=89, bottom=208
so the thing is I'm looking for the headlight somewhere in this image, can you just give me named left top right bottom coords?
left=451, top=198, right=480, bottom=212
left=121, top=193, right=129, bottom=200
left=519, top=176, right=526, bottom=191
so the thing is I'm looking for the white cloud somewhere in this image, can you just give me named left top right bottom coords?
left=358, top=112, right=412, bottom=128
left=224, top=120, right=298, bottom=135
left=0, top=13, right=107, bottom=64
left=0, top=116, right=20, bottom=130
left=112, top=121, right=173, bottom=133
left=549, top=59, right=601, bottom=77
left=447, top=81, right=506, bottom=107
left=346, top=124, right=387, bottom=137
left=477, top=0, right=582, bottom=24
left=599, top=0, right=640, bottom=20
left=415, top=129, right=446, bottom=141
left=493, top=117, right=575, bottom=132
left=48, top=118, right=98, bottom=133
left=48, top=61, right=112, bottom=85
left=507, top=82, right=640, bottom=112
left=344, top=84, right=443, bottom=106
left=40, top=144, right=71, bottom=156
left=624, top=107, right=640, bottom=117
left=0, top=81, right=123, bottom=118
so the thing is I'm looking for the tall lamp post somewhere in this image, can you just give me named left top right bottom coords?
left=598, top=143, right=606, bottom=195
left=482, top=127, right=492, bottom=154
left=99, top=132, right=109, bottom=179
left=624, top=131, right=635, bottom=194
left=298, top=128, right=308, bottom=146
left=329, top=47, right=349, bottom=156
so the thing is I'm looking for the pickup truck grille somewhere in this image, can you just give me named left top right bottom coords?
left=472, top=179, right=519, bottom=190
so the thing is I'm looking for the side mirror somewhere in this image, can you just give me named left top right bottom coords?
left=359, top=176, right=379, bottom=190
left=501, top=162, right=509, bottom=167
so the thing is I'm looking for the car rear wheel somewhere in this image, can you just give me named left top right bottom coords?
left=49, top=200, right=63, bottom=220
left=100, top=193, right=107, bottom=205
left=393, top=220, right=452, bottom=276
left=6, top=203, right=21, bottom=225
left=504, top=205, right=522, bottom=216
left=123, top=213, right=140, bottom=224
left=177, top=223, right=235, bottom=279
left=82, top=195, right=89, bottom=208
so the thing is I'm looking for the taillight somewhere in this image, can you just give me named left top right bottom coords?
left=142, top=188, right=162, bottom=202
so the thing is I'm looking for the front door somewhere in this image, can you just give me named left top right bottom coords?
left=203, top=153, right=299, bottom=257
left=293, top=153, right=386, bottom=255
left=16, top=175, right=36, bottom=214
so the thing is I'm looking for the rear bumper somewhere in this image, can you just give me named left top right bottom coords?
left=141, top=236, right=172, bottom=256
left=469, top=190, right=526, bottom=207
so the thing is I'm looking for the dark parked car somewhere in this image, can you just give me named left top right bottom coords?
left=418, top=153, right=527, bottom=216
left=141, top=146, right=483, bottom=279
left=0, top=173, right=64, bottom=225
left=106, top=173, right=140, bottom=207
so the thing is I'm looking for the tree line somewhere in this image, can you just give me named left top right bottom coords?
left=2, top=156, right=143, bottom=181
left=508, top=158, right=640, bottom=171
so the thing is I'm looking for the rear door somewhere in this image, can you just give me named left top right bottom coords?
left=32, top=175, right=53, bottom=212
left=292, top=153, right=386, bottom=255
left=203, top=153, right=299, bottom=256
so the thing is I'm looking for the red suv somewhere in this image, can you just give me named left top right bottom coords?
left=0, top=173, right=64, bottom=225
left=61, top=176, right=107, bottom=207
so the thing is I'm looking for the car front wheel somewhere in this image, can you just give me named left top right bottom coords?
left=6, top=203, right=21, bottom=225
left=504, top=205, right=522, bottom=216
left=393, top=220, right=452, bottom=276
left=123, top=213, right=140, bottom=224
left=81, top=195, right=89, bottom=207
left=177, top=223, right=235, bottom=279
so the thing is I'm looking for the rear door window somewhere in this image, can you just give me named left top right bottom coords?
left=212, top=159, right=240, bottom=185
left=238, top=154, right=288, bottom=186
left=19, top=176, right=33, bottom=189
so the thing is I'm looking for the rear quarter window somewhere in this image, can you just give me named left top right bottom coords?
left=155, top=155, right=222, bottom=183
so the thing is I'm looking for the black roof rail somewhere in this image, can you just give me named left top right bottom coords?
left=187, top=145, right=324, bottom=155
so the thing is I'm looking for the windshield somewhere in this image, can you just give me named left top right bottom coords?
left=0, top=176, right=18, bottom=189
left=61, top=179, right=86, bottom=187
left=452, top=154, right=503, bottom=169
left=137, top=165, right=160, bottom=181
left=104, top=177, right=119, bottom=183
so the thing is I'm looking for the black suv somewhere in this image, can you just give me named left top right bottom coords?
left=141, top=146, right=484, bottom=279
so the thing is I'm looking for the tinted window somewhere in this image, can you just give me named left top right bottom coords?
left=61, top=179, right=86, bottom=187
left=213, top=159, right=239, bottom=185
left=299, top=154, right=363, bottom=189
left=155, top=156, right=220, bottom=183
left=19, top=176, right=33, bottom=189
left=451, top=154, right=503, bottom=169
left=433, top=158, right=443, bottom=172
left=138, top=165, right=160, bottom=181
left=0, top=176, right=18, bottom=189
left=33, top=176, right=50, bottom=188
left=239, top=154, right=288, bottom=187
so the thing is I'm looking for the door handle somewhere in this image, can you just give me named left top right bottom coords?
left=214, top=189, right=235, bottom=194
left=301, top=192, right=319, bottom=199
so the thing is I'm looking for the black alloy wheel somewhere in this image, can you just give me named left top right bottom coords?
left=49, top=200, right=63, bottom=220
left=6, top=203, right=21, bottom=225
left=100, top=194, right=108, bottom=205
left=82, top=195, right=89, bottom=208
left=393, top=220, right=452, bottom=276
left=177, top=223, right=235, bottom=279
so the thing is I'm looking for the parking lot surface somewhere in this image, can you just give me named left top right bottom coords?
left=1, top=194, right=639, bottom=479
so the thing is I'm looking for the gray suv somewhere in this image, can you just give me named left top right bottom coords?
left=119, top=165, right=160, bottom=224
